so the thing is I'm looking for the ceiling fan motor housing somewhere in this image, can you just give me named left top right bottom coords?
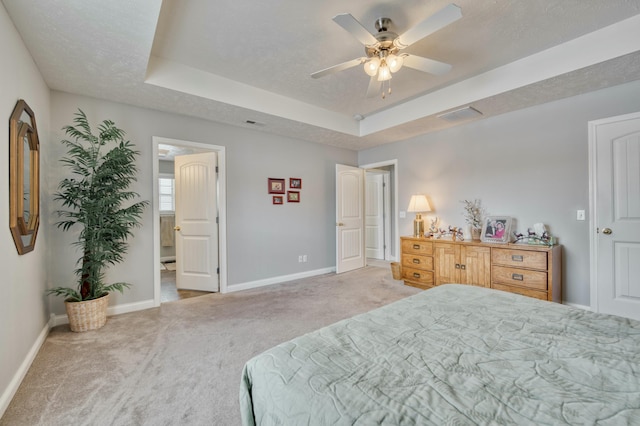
left=365, top=18, right=399, bottom=59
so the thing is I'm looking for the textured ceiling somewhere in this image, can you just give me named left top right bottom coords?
left=4, top=0, right=640, bottom=151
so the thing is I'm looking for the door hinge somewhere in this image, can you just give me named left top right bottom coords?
left=215, top=166, right=219, bottom=173
left=217, top=267, right=220, bottom=275
left=216, top=216, right=219, bottom=224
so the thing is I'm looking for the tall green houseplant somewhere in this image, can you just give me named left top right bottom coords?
left=47, top=110, right=148, bottom=302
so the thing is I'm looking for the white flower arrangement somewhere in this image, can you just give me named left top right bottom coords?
left=461, top=199, right=485, bottom=230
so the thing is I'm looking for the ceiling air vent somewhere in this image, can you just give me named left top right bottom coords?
left=437, top=106, right=483, bottom=122
left=244, top=119, right=266, bottom=127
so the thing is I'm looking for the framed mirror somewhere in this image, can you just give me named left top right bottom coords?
left=9, top=99, right=40, bottom=254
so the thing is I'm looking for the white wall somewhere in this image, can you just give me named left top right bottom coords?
left=359, top=80, right=640, bottom=306
left=48, top=91, right=357, bottom=314
left=0, top=3, right=51, bottom=414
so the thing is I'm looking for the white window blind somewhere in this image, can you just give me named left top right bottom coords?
left=159, top=177, right=175, bottom=212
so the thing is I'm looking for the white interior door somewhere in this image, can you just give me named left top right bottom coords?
left=365, top=172, right=385, bottom=259
left=336, top=164, right=365, bottom=273
left=175, top=152, right=219, bottom=292
left=590, top=111, right=640, bottom=320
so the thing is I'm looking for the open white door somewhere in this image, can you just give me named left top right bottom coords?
left=336, top=164, right=365, bottom=273
left=365, top=172, right=385, bottom=259
left=175, top=152, right=219, bottom=292
left=590, top=112, right=640, bottom=320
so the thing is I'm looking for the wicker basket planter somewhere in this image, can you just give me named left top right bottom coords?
left=65, top=294, right=109, bottom=332
left=390, top=262, right=402, bottom=280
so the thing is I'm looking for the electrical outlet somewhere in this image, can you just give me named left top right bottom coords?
left=298, top=255, right=303, bottom=263
left=303, top=255, right=308, bottom=262
left=576, top=210, right=586, bottom=221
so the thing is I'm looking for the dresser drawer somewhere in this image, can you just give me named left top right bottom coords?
left=402, top=267, right=434, bottom=286
left=492, top=266, right=547, bottom=291
left=491, top=283, right=548, bottom=301
left=492, top=248, right=547, bottom=270
left=401, top=254, right=433, bottom=271
left=401, top=239, right=433, bottom=256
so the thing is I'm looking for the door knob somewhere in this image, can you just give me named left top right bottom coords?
left=174, top=226, right=181, bottom=231
left=337, top=222, right=345, bottom=227
left=602, top=227, right=612, bottom=235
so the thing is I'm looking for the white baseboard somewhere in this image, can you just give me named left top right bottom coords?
left=225, top=267, right=335, bottom=293
left=51, top=299, right=156, bottom=327
left=564, top=302, right=591, bottom=311
left=0, top=321, right=50, bottom=418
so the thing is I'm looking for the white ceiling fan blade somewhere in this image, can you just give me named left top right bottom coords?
left=402, top=54, right=452, bottom=75
left=395, top=4, right=462, bottom=48
left=366, top=76, right=381, bottom=98
left=333, top=13, right=378, bottom=46
left=311, top=58, right=365, bottom=79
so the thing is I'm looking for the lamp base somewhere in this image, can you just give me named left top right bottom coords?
left=413, top=213, right=425, bottom=238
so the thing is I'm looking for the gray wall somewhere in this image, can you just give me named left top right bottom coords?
left=359, top=80, right=640, bottom=306
left=48, top=91, right=357, bottom=314
left=0, top=4, right=51, bottom=411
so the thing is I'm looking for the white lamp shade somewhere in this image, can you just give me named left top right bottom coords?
left=364, top=58, right=380, bottom=76
left=387, top=54, right=403, bottom=73
left=407, top=195, right=431, bottom=212
left=377, top=64, right=392, bottom=81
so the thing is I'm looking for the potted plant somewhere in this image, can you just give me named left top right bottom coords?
left=46, top=110, right=148, bottom=332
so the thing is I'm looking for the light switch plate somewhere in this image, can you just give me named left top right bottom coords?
left=577, top=210, right=586, bottom=221
left=399, top=211, right=406, bottom=218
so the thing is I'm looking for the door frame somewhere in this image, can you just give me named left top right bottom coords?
left=360, top=159, right=399, bottom=261
left=152, top=136, right=227, bottom=307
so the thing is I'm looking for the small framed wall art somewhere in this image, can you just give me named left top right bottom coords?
left=290, top=178, right=302, bottom=189
left=268, top=178, right=285, bottom=194
left=287, top=191, right=300, bottom=203
left=481, top=216, right=512, bottom=243
left=273, top=195, right=284, bottom=205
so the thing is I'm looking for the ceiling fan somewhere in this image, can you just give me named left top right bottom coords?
left=311, top=4, right=462, bottom=99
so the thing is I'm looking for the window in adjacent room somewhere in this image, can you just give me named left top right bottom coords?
left=159, top=176, right=175, bottom=213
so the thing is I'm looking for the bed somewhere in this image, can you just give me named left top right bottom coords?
left=240, top=284, right=640, bottom=425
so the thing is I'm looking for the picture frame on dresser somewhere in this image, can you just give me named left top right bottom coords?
left=481, top=216, right=512, bottom=243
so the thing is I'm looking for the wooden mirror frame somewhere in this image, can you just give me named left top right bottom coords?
left=9, top=99, right=40, bottom=254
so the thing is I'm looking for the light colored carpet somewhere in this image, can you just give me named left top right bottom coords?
left=1, top=267, right=419, bottom=426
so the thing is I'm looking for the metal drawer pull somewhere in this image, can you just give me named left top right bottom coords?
left=413, top=258, right=420, bottom=264
left=413, top=244, right=420, bottom=249
left=512, top=273, right=524, bottom=281
left=460, top=264, right=466, bottom=270
left=512, top=255, right=523, bottom=262
left=455, top=263, right=460, bottom=269
left=413, top=272, right=421, bottom=278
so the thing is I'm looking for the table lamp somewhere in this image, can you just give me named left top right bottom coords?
left=407, top=195, right=431, bottom=238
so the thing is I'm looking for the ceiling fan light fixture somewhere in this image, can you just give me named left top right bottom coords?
left=387, top=54, right=403, bottom=73
left=364, top=58, right=380, bottom=76
left=377, top=63, right=392, bottom=81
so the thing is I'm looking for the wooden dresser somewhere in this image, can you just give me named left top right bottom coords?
left=400, top=236, right=562, bottom=302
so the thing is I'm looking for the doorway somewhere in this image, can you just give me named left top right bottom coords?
left=362, top=160, right=398, bottom=264
left=152, top=137, right=228, bottom=307
left=365, top=169, right=392, bottom=261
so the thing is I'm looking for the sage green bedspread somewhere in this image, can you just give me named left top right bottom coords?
left=240, top=284, right=640, bottom=425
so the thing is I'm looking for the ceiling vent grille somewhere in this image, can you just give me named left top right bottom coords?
left=437, top=106, right=483, bottom=122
